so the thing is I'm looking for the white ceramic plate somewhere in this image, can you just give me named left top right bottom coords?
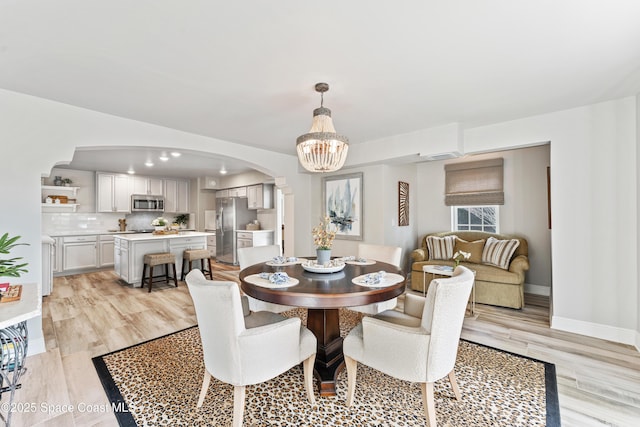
left=301, top=262, right=346, bottom=274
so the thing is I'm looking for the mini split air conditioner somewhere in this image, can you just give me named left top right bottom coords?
left=420, top=151, right=462, bottom=161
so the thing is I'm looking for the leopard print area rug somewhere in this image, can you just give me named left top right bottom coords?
left=93, top=308, right=559, bottom=426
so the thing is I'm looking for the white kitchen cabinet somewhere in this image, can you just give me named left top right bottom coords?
left=164, top=179, right=190, bottom=213
left=42, top=237, right=54, bottom=296
left=177, top=180, right=189, bottom=212
left=99, top=235, right=115, bottom=267
left=247, top=184, right=273, bottom=209
left=216, top=189, right=228, bottom=198
left=236, top=230, right=274, bottom=248
left=97, top=172, right=131, bottom=212
left=206, top=233, right=216, bottom=258
left=114, top=237, right=131, bottom=282
left=114, top=238, right=122, bottom=277
left=52, top=237, right=62, bottom=274
left=132, top=176, right=163, bottom=196
left=228, top=187, right=247, bottom=197
left=63, top=235, right=98, bottom=271
left=247, top=184, right=274, bottom=209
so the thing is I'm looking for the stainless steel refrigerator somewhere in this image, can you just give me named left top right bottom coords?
left=216, top=197, right=256, bottom=265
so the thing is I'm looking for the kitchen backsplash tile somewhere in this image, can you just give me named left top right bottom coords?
left=42, top=212, right=124, bottom=234
left=42, top=212, right=190, bottom=234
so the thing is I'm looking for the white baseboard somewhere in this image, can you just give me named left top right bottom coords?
left=524, top=283, right=551, bottom=296
left=552, top=315, right=639, bottom=349
left=28, top=336, right=46, bottom=356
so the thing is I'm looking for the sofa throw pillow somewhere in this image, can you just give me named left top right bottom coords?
left=482, top=237, right=520, bottom=270
left=426, top=235, right=456, bottom=261
left=453, top=238, right=485, bottom=264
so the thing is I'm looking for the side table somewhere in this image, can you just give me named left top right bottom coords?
left=422, top=265, right=476, bottom=315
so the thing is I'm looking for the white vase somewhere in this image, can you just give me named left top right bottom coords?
left=316, top=249, right=332, bottom=265
left=154, top=226, right=165, bottom=231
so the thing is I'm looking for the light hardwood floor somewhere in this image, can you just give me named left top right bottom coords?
left=5, top=268, right=640, bottom=426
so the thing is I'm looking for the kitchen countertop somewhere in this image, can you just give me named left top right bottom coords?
left=47, top=228, right=198, bottom=237
left=113, top=231, right=214, bottom=241
left=0, top=283, right=41, bottom=330
left=235, top=229, right=273, bottom=233
left=47, top=230, right=136, bottom=237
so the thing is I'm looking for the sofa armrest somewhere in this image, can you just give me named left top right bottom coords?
left=509, top=255, right=530, bottom=273
left=411, top=248, right=427, bottom=262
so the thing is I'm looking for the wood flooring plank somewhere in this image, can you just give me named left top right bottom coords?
left=41, top=315, right=58, bottom=351
left=100, top=325, right=147, bottom=353
left=11, top=348, right=72, bottom=427
left=53, top=313, right=109, bottom=357
left=30, top=411, right=78, bottom=427
left=61, top=351, right=119, bottom=427
left=558, top=378, right=640, bottom=426
left=47, top=297, right=84, bottom=323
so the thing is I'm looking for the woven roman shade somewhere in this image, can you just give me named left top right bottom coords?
left=445, top=158, right=504, bottom=206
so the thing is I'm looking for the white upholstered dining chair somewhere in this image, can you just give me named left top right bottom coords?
left=186, top=270, right=316, bottom=427
left=237, top=245, right=296, bottom=313
left=349, top=243, right=403, bottom=315
left=343, top=266, right=474, bottom=427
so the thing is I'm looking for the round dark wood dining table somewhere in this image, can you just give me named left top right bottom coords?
left=239, top=259, right=405, bottom=396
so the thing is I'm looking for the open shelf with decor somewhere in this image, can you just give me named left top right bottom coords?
left=42, top=185, right=80, bottom=212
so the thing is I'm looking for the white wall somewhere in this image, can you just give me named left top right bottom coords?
left=382, top=164, right=418, bottom=273
left=415, top=145, right=552, bottom=293
left=637, top=93, right=640, bottom=350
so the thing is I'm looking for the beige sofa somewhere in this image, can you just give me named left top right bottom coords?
left=410, top=231, right=529, bottom=309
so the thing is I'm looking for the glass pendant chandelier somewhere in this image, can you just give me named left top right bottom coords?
left=296, top=83, right=349, bottom=173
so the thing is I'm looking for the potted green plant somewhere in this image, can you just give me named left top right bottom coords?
left=62, top=178, right=73, bottom=187
left=0, top=233, right=29, bottom=278
left=174, top=213, right=190, bottom=229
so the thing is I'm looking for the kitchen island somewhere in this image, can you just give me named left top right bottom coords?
left=114, top=231, right=213, bottom=287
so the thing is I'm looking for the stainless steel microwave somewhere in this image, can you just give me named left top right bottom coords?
left=131, top=195, right=164, bottom=212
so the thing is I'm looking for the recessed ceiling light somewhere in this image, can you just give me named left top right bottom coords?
left=220, top=168, right=227, bottom=175
left=145, top=161, right=154, bottom=167
left=159, top=155, right=169, bottom=162
left=170, top=152, right=181, bottom=157
left=127, top=169, right=135, bottom=174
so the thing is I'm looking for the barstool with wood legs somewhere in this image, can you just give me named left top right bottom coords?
left=181, top=249, right=213, bottom=280
left=141, top=252, right=178, bottom=292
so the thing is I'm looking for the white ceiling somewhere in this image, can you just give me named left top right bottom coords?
left=2, top=1, right=640, bottom=177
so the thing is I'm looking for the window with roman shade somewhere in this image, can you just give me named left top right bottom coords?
left=445, top=158, right=504, bottom=206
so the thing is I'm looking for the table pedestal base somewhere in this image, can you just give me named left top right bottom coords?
left=307, top=308, right=344, bottom=396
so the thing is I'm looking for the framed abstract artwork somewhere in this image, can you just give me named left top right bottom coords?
left=322, top=172, right=363, bottom=240
left=398, top=181, right=409, bottom=226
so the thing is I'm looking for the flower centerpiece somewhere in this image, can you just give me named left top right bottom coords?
left=151, top=217, right=167, bottom=231
left=452, top=250, right=471, bottom=267
left=312, top=216, right=336, bottom=265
